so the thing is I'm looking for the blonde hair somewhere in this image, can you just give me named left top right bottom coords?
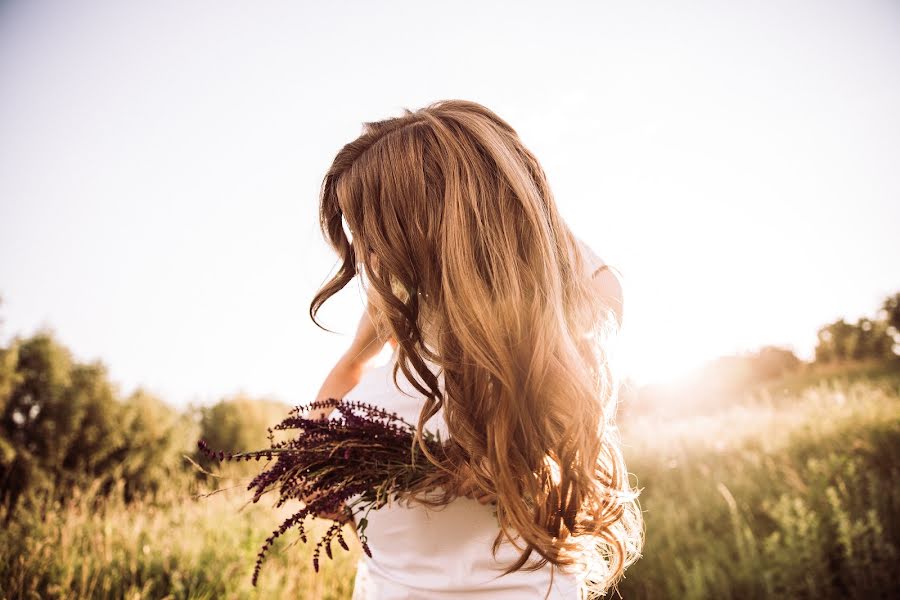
left=310, top=99, right=643, bottom=598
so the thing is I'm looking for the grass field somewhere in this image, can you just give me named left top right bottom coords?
left=616, top=365, right=899, bottom=599
left=2, top=364, right=898, bottom=599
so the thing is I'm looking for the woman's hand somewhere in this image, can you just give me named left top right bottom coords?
left=300, top=488, right=356, bottom=527
left=317, top=503, right=352, bottom=524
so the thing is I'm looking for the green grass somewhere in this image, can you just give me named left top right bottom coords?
left=2, top=367, right=898, bottom=599
left=616, top=373, right=900, bottom=599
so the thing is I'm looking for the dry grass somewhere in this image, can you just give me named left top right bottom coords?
left=2, top=367, right=898, bottom=599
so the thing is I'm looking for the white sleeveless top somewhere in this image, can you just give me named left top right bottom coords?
left=347, top=239, right=606, bottom=600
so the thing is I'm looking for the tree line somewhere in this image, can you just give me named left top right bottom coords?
left=814, top=293, right=900, bottom=363
left=0, top=296, right=291, bottom=520
left=1, top=291, right=898, bottom=519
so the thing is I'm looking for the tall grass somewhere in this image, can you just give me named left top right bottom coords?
left=0, top=474, right=361, bottom=599
left=2, top=370, right=897, bottom=599
left=616, top=375, right=899, bottom=599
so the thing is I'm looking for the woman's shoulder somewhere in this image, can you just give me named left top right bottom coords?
left=573, top=236, right=624, bottom=325
left=574, top=236, right=607, bottom=277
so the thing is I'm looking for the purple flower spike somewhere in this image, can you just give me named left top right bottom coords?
left=199, top=397, right=447, bottom=587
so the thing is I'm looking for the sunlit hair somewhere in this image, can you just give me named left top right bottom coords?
left=310, top=99, right=643, bottom=598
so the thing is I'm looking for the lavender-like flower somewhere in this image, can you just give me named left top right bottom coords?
left=196, top=397, right=447, bottom=586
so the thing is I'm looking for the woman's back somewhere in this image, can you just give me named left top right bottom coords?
left=347, top=355, right=584, bottom=599
left=347, top=240, right=607, bottom=600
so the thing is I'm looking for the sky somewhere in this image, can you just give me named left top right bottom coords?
left=1, top=0, right=899, bottom=409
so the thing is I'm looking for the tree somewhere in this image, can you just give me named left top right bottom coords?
left=879, top=293, right=900, bottom=356
left=0, top=330, right=198, bottom=514
left=193, top=394, right=293, bottom=478
left=881, top=292, right=900, bottom=334
left=814, top=292, right=900, bottom=364
left=109, top=388, right=199, bottom=502
left=1, top=331, right=74, bottom=514
left=0, top=331, right=130, bottom=513
left=754, top=346, right=802, bottom=379
left=815, top=319, right=859, bottom=363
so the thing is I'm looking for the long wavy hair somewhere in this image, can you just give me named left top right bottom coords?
left=310, top=99, right=643, bottom=598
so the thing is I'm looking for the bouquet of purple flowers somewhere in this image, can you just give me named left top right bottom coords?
left=196, top=397, right=449, bottom=586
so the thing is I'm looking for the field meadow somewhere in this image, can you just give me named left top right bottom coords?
left=2, top=362, right=898, bottom=599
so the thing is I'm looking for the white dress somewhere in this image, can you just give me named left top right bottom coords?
left=347, top=240, right=606, bottom=600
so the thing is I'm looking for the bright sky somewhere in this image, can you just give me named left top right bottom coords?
left=1, top=0, right=899, bottom=409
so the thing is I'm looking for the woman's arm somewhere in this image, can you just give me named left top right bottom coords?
left=307, top=288, right=393, bottom=421
left=301, top=289, right=393, bottom=527
left=591, top=265, right=625, bottom=328
left=578, top=240, right=624, bottom=328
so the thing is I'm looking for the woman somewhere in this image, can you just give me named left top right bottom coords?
left=307, top=100, right=643, bottom=599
